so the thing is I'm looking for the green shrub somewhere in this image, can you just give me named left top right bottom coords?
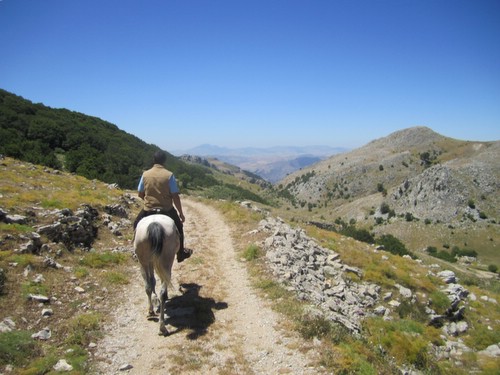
left=426, top=246, right=438, bottom=255
left=452, top=247, right=478, bottom=258
left=340, top=226, right=375, bottom=244
left=0, top=331, right=41, bottom=367
left=376, top=234, right=413, bottom=257
left=396, top=300, right=428, bottom=322
left=204, top=183, right=268, bottom=204
left=405, top=212, right=414, bottom=222
left=380, top=202, right=390, bottom=215
left=429, top=290, right=450, bottom=315
left=243, top=244, right=261, bottom=261
left=298, top=314, right=334, bottom=340
left=488, top=264, right=498, bottom=273
left=79, top=251, right=127, bottom=268
left=64, top=312, right=102, bottom=346
left=41, top=198, right=64, bottom=208
left=104, top=271, right=129, bottom=285
left=435, top=250, right=457, bottom=263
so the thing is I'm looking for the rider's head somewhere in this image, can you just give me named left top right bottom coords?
left=153, top=150, right=167, bottom=165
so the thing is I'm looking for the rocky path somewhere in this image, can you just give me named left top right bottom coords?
left=92, top=199, right=322, bottom=374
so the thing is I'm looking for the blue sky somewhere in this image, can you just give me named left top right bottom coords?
left=1, top=0, right=499, bottom=151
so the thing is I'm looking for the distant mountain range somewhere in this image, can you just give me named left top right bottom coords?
left=173, top=144, right=349, bottom=183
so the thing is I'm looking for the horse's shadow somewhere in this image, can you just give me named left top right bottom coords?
left=161, top=283, right=228, bottom=340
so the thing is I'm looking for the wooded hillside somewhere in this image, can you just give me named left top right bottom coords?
left=0, top=89, right=217, bottom=189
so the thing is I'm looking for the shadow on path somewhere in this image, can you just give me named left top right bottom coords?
left=163, top=283, right=228, bottom=340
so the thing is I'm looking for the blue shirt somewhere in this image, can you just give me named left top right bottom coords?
left=137, top=174, right=179, bottom=194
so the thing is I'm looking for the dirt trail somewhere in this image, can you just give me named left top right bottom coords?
left=92, top=198, right=322, bottom=374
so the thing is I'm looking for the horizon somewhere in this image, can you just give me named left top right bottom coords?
left=1, top=0, right=499, bottom=150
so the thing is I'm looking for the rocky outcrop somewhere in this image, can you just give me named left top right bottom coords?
left=37, top=204, right=99, bottom=249
left=259, top=216, right=379, bottom=333
left=1, top=199, right=133, bottom=254
left=252, top=209, right=497, bottom=363
left=390, top=163, right=497, bottom=223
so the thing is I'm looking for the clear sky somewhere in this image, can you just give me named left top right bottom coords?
left=1, top=0, right=499, bottom=151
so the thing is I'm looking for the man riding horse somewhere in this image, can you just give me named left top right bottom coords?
left=133, top=150, right=192, bottom=263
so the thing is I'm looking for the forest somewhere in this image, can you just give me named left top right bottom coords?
left=0, top=89, right=217, bottom=190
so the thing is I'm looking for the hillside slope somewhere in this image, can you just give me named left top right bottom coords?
left=277, top=127, right=500, bottom=263
left=1, top=157, right=498, bottom=375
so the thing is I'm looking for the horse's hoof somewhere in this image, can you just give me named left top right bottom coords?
left=147, top=311, right=158, bottom=321
left=159, top=326, right=169, bottom=336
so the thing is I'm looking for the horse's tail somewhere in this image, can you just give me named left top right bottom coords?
left=147, top=221, right=165, bottom=257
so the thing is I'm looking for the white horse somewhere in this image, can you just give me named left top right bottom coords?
left=134, top=214, right=180, bottom=335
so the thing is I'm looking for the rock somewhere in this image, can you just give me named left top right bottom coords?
left=437, top=270, right=456, bottom=284
left=373, top=306, right=387, bottom=316
left=397, top=284, right=412, bottom=299
left=44, top=256, right=62, bottom=269
left=119, top=364, right=133, bottom=371
left=479, top=344, right=500, bottom=357
left=260, top=216, right=379, bottom=333
left=37, top=204, right=99, bottom=249
left=53, top=359, right=73, bottom=372
left=75, top=286, right=85, bottom=294
left=32, top=327, right=51, bottom=340
left=388, top=300, right=400, bottom=308
left=104, top=204, right=129, bottom=218
left=382, top=292, right=392, bottom=301
left=4, top=214, right=28, bottom=225
left=29, top=294, right=50, bottom=303
left=0, top=317, right=16, bottom=333
left=42, top=308, right=53, bottom=317
left=33, top=274, right=45, bottom=283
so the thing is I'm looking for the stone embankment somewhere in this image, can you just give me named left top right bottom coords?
left=246, top=204, right=499, bottom=361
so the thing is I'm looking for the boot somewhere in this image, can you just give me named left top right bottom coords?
left=177, top=248, right=193, bottom=263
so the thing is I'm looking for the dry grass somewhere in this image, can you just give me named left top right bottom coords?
left=0, top=157, right=136, bottom=373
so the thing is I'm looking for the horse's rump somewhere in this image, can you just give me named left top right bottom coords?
left=134, top=214, right=180, bottom=335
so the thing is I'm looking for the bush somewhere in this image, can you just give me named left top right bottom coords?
left=488, top=264, right=498, bottom=273
left=405, top=212, right=414, bottom=222
left=376, top=234, right=413, bottom=257
left=243, top=244, right=260, bottom=261
left=426, top=246, right=438, bottom=255
left=452, top=247, right=478, bottom=258
left=380, top=202, right=390, bottom=215
left=0, top=331, right=42, bottom=367
left=340, top=226, right=375, bottom=244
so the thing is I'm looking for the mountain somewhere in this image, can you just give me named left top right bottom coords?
left=175, top=144, right=348, bottom=183
left=276, top=126, right=500, bottom=265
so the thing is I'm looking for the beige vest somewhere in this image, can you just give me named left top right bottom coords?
left=142, top=164, right=174, bottom=211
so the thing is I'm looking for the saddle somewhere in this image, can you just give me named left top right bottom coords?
left=145, top=208, right=171, bottom=217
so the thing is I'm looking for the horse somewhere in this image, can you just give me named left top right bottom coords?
left=134, top=214, right=180, bottom=335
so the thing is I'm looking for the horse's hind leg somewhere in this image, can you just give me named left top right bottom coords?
left=158, top=283, right=169, bottom=336
left=141, top=265, right=157, bottom=317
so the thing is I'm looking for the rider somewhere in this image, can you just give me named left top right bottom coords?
left=133, top=150, right=192, bottom=262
